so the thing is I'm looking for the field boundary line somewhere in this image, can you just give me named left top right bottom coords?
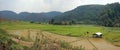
left=87, top=38, right=98, bottom=50
left=68, top=37, right=85, bottom=43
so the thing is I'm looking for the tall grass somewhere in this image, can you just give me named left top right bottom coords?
left=0, top=29, right=25, bottom=50
left=25, top=31, right=85, bottom=50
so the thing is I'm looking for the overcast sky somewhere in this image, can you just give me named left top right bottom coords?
left=0, top=0, right=120, bottom=13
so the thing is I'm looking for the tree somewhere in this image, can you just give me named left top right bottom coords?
left=49, top=19, right=55, bottom=24
left=99, top=2, right=120, bottom=27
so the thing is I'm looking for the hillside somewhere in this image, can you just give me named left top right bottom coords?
left=18, top=11, right=62, bottom=22
left=53, top=5, right=105, bottom=24
left=0, top=11, right=62, bottom=22
left=98, top=2, right=120, bottom=27
left=0, top=11, right=18, bottom=20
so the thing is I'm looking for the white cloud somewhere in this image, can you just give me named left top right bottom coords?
left=0, top=0, right=120, bottom=13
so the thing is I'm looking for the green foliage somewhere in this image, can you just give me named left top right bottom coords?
left=0, top=29, right=25, bottom=50
left=0, top=35, right=10, bottom=44
left=9, top=44, right=24, bottom=50
left=0, top=29, right=7, bottom=34
left=0, top=29, right=11, bottom=44
left=99, top=2, right=120, bottom=27
left=71, top=46, right=85, bottom=50
left=0, top=22, right=120, bottom=47
left=30, top=21, right=34, bottom=23
left=53, top=2, right=120, bottom=27
left=49, top=19, right=55, bottom=24
left=66, top=33, right=72, bottom=36
left=54, top=5, right=104, bottom=24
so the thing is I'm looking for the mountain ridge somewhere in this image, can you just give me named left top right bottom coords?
left=0, top=10, right=62, bottom=22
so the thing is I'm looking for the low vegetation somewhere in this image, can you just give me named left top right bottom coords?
left=0, top=22, right=120, bottom=46
left=0, top=29, right=26, bottom=50
left=25, top=31, right=85, bottom=50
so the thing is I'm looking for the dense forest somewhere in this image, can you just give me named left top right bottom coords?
left=98, top=2, right=120, bottom=27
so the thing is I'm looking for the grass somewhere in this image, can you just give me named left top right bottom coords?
left=0, top=22, right=104, bottom=36
left=0, top=28, right=26, bottom=50
left=0, top=22, right=120, bottom=45
left=25, top=31, right=86, bottom=50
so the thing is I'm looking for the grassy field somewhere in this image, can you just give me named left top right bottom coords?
left=0, top=22, right=120, bottom=43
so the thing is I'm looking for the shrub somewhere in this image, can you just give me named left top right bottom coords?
left=9, top=44, right=24, bottom=50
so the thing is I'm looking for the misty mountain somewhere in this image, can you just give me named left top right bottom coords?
left=0, top=11, right=18, bottom=20
left=18, top=11, right=62, bottom=22
left=0, top=11, right=62, bottom=22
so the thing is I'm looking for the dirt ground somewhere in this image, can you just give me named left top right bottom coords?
left=7, top=29, right=120, bottom=50
left=11, top=37, right=33, bottom=47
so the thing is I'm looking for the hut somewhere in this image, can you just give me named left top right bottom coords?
left=93, top=32, right=102, bottom=38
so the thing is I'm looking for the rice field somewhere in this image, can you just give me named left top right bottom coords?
left=0, top=22, right=120, bottom=50
left=0, top=22, right=120, bottom=43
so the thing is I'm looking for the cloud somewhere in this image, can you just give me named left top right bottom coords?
left=0, top=0, right=120, bottom=13
left=0, top=0, right=81, bottom=13
left=42, top=0, right=81, bottom=12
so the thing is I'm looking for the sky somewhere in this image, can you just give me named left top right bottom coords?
left=0, top=0, right=120, bottom=13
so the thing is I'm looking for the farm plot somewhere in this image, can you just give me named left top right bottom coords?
left=7, top=29, right=120, bottom=50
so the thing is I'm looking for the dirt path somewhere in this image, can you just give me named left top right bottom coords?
left=42, top=31, right=120, bottom=50
left=89, top=38, right=120, bottom=50
left=7, top=30, right=120, bottom=50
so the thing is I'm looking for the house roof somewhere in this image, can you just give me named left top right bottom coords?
left=95, top=32, right=102, bottom=35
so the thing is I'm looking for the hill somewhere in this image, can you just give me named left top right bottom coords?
left=98, top=2, right=120, bottom=27
left=0, top=11, right=62, bottom=22
left=53, top=5, right=105, bottom=24
left=18, top=11, right=62, bottom=22
left=0, top=11, right=18, bottom=20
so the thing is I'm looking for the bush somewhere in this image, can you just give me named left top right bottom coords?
left=9, top=44, right=24, bottom=50
left=0, top=29, right=11, bottom=37
left=0, top=29, right=7, bottom=34
left=0, top=35, right=10, bottom=44
left=66, top=33, right=72, bottom=36
left=0, top=29, right=25, bottom=50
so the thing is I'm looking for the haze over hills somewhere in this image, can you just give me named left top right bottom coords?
left=0, top=11, right=62, bottom=22
left=0, top=11, right=18, bottom=20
